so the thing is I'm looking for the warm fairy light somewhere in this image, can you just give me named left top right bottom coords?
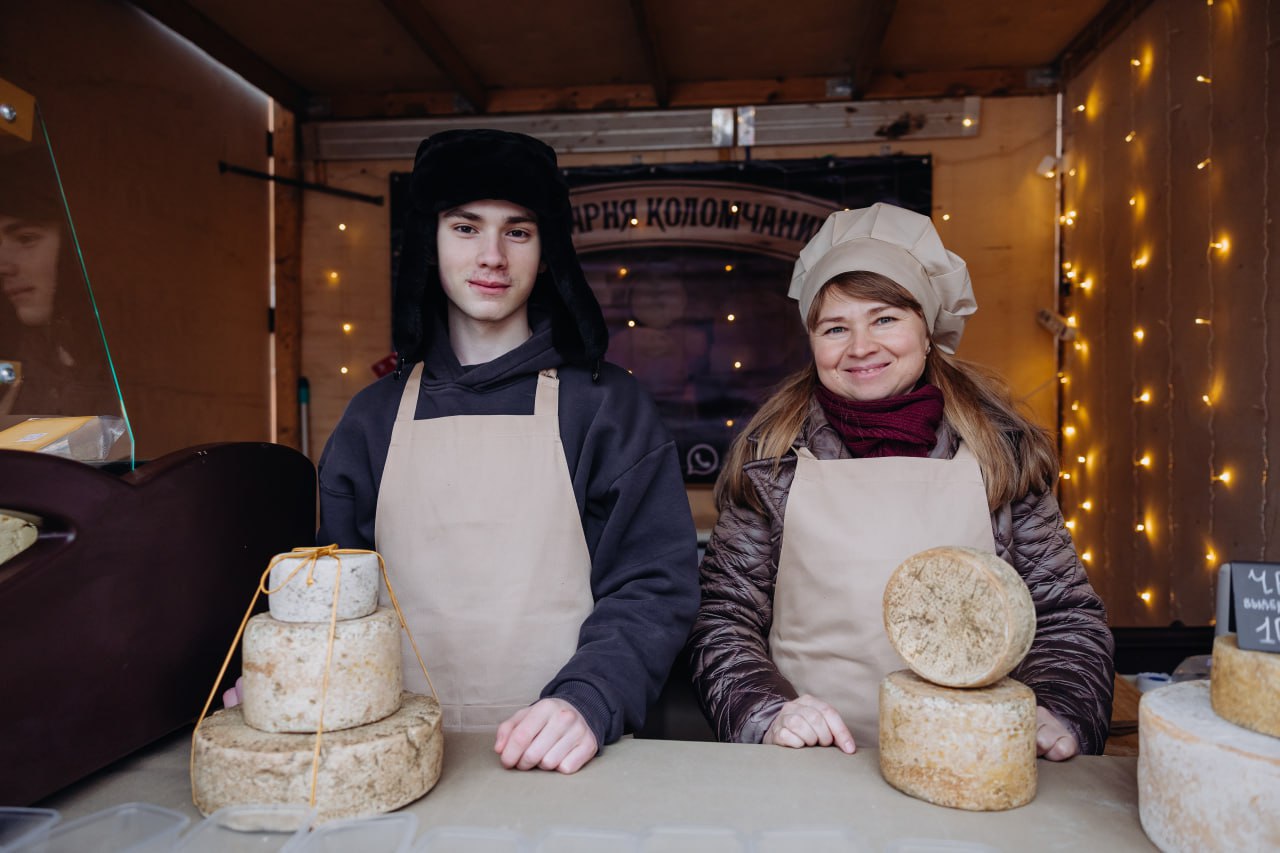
left=1136, top=523, right=1146, bottom=532
left=1062, top=261, right=1073, bottom=270
left=627, top=319, right=636, bottom=328
left=1073, top=341, right=1087, bottom=353
left=1065, top=519, right=1077, bottom=530
left=1066, top=269, right=1078, bottom=280
left=1131, top=58, right=1142, bottom=67
left=1081, top=500, right=1093, bottom=511
left=1133, top=328, right=1145, bottom=342
left=1203, top=394, right=1213, bottom=405
left=1059, top=374, right=1069, bottom=385
left=1077, top=455, right=1087, bottom=463
left=1061, top=472, right=1072, bottom=480
left=328, top=271, right=339, bottom=282
left=1138, top=455, right=1152, bottom=467
left=1064, top=425, right=1077, bottom=437
left=1066, top=314, right=1078, bottom=327
left=941, top=213, right=951, bottom=221
left=724, top=264, right=734, bottom=272
left=629, top=218, right=639, bottom=226
left=1132, top=255, right=1149, bottom=268
left=342, top=323, right=353, bottom=333
left=1196, top=75, right=1212, bottom=84
left=619, top=267, right=629, bottom=277
left=1081, top=551, right=1093, bottom=562
left=1079, top=278, right=1093, bottom=291
left=339, top=366, right=349, bottom=374
left=338, top=223, right=347, bottom=231
left=1136, top=390, right=1152, bottom=403
left=725, top=419, right=735, bottom=427
left=1210, top=237, right=1230, bottom=253
left=727, top=314, right=736, bottom=322
left=1070, top=401, right=1080, bottom=412
left=1215, top=470, right=1233, bottom=484
left=1206, top=549, right=1218, bottom=564
left=1197, top=158, right=1212, bottom=170
left=1068, top=168, right=1077, bottom=177
left=1140, top=591, right=1152, bottom=603
left=1125, top=131, right=1136, bottom=142
left=1195, top=317, right=1211, bottom=325
left=1075, top=104, right=1086, bottom=112
left=730, top=204, right=740, bottom=214
left=962, top=117, right=974, bottom=127
left=733, top=361, right=742, bottom=369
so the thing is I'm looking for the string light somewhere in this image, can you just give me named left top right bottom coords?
left=1125, top=131, right=1137, bottom=142
left=1066, top=314, right=1079, bottom=327
left=342, top=323, right=352, bottom=333
left=962, top=117, right=974, bottom=127
left=1134, top=328, right=1145, bottom=341
left=1061, top=472, right=1072, bottom=480
left=733, top=361, right=742, bottom=369
left=1081, top=500, right=1094, bottom=511
left=338, top=223, right=347, bottom=231
left=339, top=366, right=349, bottom=374
left=724, top=264, right=734, bottom=272
left=1079, top=277, right=1093, bottom=291
left=629, top=218, right=639, bottom=226
left=1065, top=519, right=1077, bottom=530
left=1081, top=550, right=1094, bottom=562
left=328, top=271, right=339, bottom=283
left=1075, top=104, right=1086, bottom=112
left=1202, top=394, right=1213, bottom=405
left=1064, top=425, right=1077, bottom=437
left=1131, top=58, right=1142, bottom=67
left=1195, top=317, right=1212, bottom=325
left=725, top=419, right=735, bottom=427
left=1070, top=401, right=1080, bottom=412
left=941, top=213, right=951, bottom=221
left=1129, top=196, right=1138, bottom=206
left=1068, top=168, right=1077, bottom=177
left=1197, top=158, right=1212, bottom=170
left=1136, top=390, right=1152, bottom=403
left=1077, top=455, right=1087, bottom=464
left=1196, top=74, right=1212, bottom=84
left=726, top=314, right=736, bottom=322
left=1214, top=470, right=1233, bottom=484
left=1206, top=549, right=1218, bottom=564
left=1140, top=591, right=1152, bottom=603
left=618, top=267, right=629, bottom=277
left=1132, top=254, right=1150, bottom=268
left=1209, top=237, right=1230, bottom=253
left=730, top=204, right=740, bottom=214
left=1136, top=523, right=1146, bottom=532
left=627, top=320, right=636, bottom=328
left=1138, top=454, right=1153, bottom=467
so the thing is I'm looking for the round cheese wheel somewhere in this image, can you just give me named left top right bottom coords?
left=1139, top=680, right=1280, bottom=852
left=1210, top=633, right=1280, bottom=738
left=268, top=552, right=381, bottom=623
left=879, top=669, right=1036, bottom=811
left=193, top=692, right=443, bottom=822
left=242, top=607, right=402, bottom=733
left=883, top=546, right=1035, bottom=688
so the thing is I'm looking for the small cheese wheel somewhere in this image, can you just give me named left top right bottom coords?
left=242, top=607, right=402, bottom=733
left=1210, top=633, right=1280, bottom=738
left=879, top=670, right=1036, bottom=811
left=883, top=546, right=1035, bottom=688
left=1139, top=680, right=1280, bottom=853
left=193, top=693, right=443, bottom=822
left=268, top=552, right=381, bottom=622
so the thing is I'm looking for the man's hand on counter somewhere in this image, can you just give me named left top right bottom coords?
left=495, top=698, right=598, bottom=774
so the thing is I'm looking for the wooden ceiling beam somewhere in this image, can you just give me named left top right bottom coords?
left=850, top=0, right=897, bottom=99
left=1056, top=0, right=1159, bottom=82
left=316, top=69, right=1055, bottom=121
left=376, top=0, right=488, bottom=114
left=628, top=0, right=670, bottom=109
left=128, top=0, right=310, bottom=114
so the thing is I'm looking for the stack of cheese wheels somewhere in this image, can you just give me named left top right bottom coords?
left=879, top=546, right=1038, bottom=811
left=192, top=551, right=443, bottom=821
left=1137, top=635, right=1280, bottom=852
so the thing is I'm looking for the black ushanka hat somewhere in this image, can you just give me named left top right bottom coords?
left=392, top=129, right=608, bottom=375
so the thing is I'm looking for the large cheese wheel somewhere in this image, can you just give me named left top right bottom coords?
left=1138, top=680, right=1280, bottom=852
left=883, top=546, right=1036, bottom=688
left=879, top=669, right=1036, bottom=811
left=242, top=607, right=402, bottom=733
left=1210, top=633, right=1280, bottom=738
left=193, top=692, right=443, bottom=822
left=268, top=552, right=381, bottom=623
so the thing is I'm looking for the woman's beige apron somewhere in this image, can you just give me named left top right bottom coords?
left=768, top=441, right=996, bottom=745
left=374, top=364, right=594, bottom=732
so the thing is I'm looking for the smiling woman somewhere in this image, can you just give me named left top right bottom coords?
left=689, top=202, right=1116, bottom=763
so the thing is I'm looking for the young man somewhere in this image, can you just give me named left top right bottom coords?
left=316, top=129, right=699, bottom=774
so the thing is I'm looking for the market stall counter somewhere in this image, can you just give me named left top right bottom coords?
left=39, top=730, right=1155, bottom=851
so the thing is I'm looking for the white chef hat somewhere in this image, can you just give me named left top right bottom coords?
left=788, top=203, right=976, bottom=353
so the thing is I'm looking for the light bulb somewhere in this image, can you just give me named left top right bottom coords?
left=1064, top=426, right=1077, bottom=437
left=1202, top=394, right=1212, bottom=405
left=1138, top=455, right=1152, bottom=467
left=725, top=419, right=735, bottom=427
left=1195, top=317, right=1211, bottom=325
left=1077, top=456, right=1087, bottom=464
left=1061, top=472, right=1072, bottom=480
left=338, top=223, right=347, bottom=231
left=619, top=267, right=629, bottom=277
left=627, top=320, right=636, bottom=328
left=340, top=366, right=349, bottom=374
left=1125, top=131, right=1136, bottom=142
left=724, top=264, right=734, bottom=272
left=342, top=323, right=353, bottom=333
left=1134, top=328, right=1145, bottom=341
left=962, top=117, right=974, bottom=127
left=730, top=204, right=740, bottom=214
left=941, top=213, right=951, bottom=221
left=733, top=361, right=742, bottom=369
left=1136, top=523, right=1146, bottom=532
left=1065, top=519, right=1077, bottom=530
left=1206, top=549, right=1217, bottom=563
left=1131, top=58, right=1142, bottom=67
left=1197, top=158, right=1212, bottom=170
left=1140, top=591, right=1152, bottom=603
left=1079, top=278, right=1093, bottom=291
left=1070, top=401, right=1080, bottom=411
left=1129, top=196, right=1137, bottom=206
left=1137, top=391, right=1152, bottom=403
left=1081, top=550, right=1093, bottom=562
left=1075, top=104, right=1086, bottom=112
left=1082, top=500, right=1093, bottom=511
left=727, top=314, right=736, bottom=322
left=1196, top=75, right=1212, bottom=83
left=1066, top=315, right=1078, bottom=327
left=1216, top=470, right=1233, bottom=484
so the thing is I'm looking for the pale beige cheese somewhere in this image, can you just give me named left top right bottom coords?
left=1138, top=680, right=1280, bottom=852
left=879, top=670, right=1037, bottom=811
left=192, top=692, right=443, bottom=822
left=883, top=546, right=1035, bottom=688
left=1210, top=633, right=1280, bottom=738
left=0, top=513, right=37, bottom=565
left=267, top=552, right=381, bottom=623
left=241, top=607, right=401, bottom=733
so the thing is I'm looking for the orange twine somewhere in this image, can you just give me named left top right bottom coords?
left=190, top=545, right=438, bottom=808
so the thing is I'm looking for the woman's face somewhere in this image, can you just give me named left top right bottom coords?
left=810, top=289, right=930, bottom=401
left=0, top=216, right=61, bottom=327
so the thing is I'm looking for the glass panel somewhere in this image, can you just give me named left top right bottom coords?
left=1, top=81, right=133, bottom=467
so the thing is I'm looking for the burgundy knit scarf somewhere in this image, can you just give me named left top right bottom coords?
left=815, top=383, right=945, bottom=458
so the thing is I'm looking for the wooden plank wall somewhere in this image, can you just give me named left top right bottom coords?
left=2, top=0, right=273, bottom=460
left=1060, top=0, right=1280, bottom=627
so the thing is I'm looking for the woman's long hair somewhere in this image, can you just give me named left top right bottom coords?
left=715, top=271, right=1058, bottom=512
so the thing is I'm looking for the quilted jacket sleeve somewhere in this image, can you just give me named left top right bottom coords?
left=997, top=488, right=1116, bottom=755
left=688, top=477, right=799, bottom=743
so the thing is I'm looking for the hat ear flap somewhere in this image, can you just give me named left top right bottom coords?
left=392, top=205, right=439, bottom=368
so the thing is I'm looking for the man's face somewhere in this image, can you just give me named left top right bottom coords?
left=0, top=216, right=61, bottom=327
left=436, top=199, right=543, bottom=332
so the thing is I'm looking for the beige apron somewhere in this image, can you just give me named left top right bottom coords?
left=768, top=441, right=996, bottom=745
left=374, top=364, right=594, bottom=732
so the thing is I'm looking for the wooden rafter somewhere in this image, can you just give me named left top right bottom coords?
left=128, top=0, right=309, bottom=113
left=376, top=0, right=488, bottom=114
left=628, top=0, right=670, bottom=109
left=850, top=0, right=897, bottom=99
left=1056, top=0, right=1159, bottom=83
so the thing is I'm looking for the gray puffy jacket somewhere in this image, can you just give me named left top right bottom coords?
left=689, top=402, right=1116, bottom=753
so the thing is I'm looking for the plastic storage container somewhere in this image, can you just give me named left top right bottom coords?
left=285, top=813, right=418, bottom=853
left=0, top=808, right=59, bottom=852
left=174, top=804, right=315, bottom=852
left=413, top=826, right=526, bottom=852
left=17, top=802, right=187, bottom=853
left=534, top=826, right=639, bottom=853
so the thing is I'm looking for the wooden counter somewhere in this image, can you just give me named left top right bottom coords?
left=40, top=730, right=1155, bottom=851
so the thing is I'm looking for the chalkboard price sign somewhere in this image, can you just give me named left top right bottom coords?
left=1230, top=561, right=1280, bottom=653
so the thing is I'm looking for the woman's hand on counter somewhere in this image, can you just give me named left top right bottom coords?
left=495, top=698, right=598, bottom=774
left=1035, top=705, right=1080, bottom=761
left=763, top=694, right=856, bottom=754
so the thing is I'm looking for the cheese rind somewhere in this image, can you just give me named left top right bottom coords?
left=1138, top=680, right=1280, bottom=853
left=241, top=608, right=402, bottom=733
left=879, top=670, right=1037, bottom=811
left=192, top=692, right=443, bottom=822
left=1210, top=633, right=1280, bottom=738
left=883, top=546, right=1035, bottom=688
left=267, top=553, right=380, bottom=623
